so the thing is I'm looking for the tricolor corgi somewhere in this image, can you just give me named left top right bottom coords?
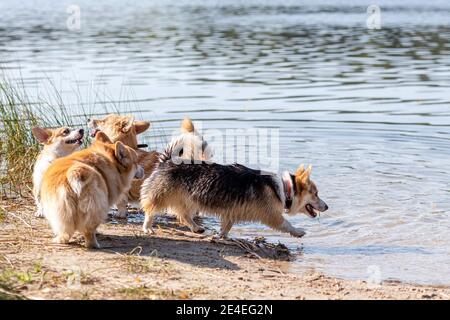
left=140, top=140, right=328, bottom=238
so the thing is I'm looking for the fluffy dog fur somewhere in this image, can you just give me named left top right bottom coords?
left=88, top=114, right=212, bottom=218
left=40, top=131, right=144, bottom=248
left=32, top=126, right=84, bottom=217
left=140, top=141, right=328, bottom=238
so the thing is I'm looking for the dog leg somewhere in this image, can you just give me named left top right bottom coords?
left=280, top=219, right=306, bottom=238
left=179, top=211, right=205, bottom=233
left=52, top=233, right=71, bottom=244
left=83, top=231, right=100, bottom=249
left=114, top=197, right=128, bottom=219
left=34, top=202, right=44, bottom=218
left=142, top=213, right=155, bottom=234
left=219, top=219, right=234, bottom=238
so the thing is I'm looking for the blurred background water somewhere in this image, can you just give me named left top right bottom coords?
left=1, top=0, right=449, bottom=285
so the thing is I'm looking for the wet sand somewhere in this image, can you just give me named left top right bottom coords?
left=1, top=199, right=449, bottom=300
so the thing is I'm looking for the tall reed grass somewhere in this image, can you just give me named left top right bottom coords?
left=0, top=72, right=167, bottom=199
left=0, top=75, right=94, bottom=198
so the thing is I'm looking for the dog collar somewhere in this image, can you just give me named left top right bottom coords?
left=282, top=171, right=294, bottom=212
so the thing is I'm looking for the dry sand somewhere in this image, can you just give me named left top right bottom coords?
left=1, top=199, right=449, bottom=300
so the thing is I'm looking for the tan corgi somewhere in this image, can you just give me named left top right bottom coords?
left=88, top=114, right=212, bottom=218
left=32, top=126, right=84, bottom=217
left=40, top=131, right=144, bottom=248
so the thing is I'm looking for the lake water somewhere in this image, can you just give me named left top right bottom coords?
left=1, top=0, right=450, bottom=285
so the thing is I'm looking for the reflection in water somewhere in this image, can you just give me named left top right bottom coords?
left=1, top=0, right=449, bottom=285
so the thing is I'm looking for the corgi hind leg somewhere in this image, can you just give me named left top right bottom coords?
left=142, top=201, right=157, bottom=234
left=83, top=229, right=100, bottom=249
left=219, top=219, right=234, bottom=238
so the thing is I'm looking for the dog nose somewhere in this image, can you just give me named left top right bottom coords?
left=79, top=129, right=84, bottom=135
left=324, top=204, right=329, bottom=211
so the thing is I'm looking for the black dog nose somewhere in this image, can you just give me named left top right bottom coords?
left=79, top=129, right=84, bottom=135
left=324, top=204, right=329, bottom=211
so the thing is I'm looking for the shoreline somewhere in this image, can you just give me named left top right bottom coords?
left=1, top=199, right=449, bottom=300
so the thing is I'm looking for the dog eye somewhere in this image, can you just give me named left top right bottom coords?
left=63, top=129, right=70, bottom=135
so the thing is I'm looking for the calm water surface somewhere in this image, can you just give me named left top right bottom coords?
left=1, top=0, right=449, bottom=285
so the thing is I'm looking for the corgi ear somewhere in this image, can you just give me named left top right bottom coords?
left=114, top=141, right=131, bottom=166
left=94, top=131, right=112, bottom=144
left=32, top=127, right=52, bottom=144
left=301, top=165, right=312, bottom=182
left=181, top=117, right=195, bottom=133
left=134, top=121, right=150, bottom=134
left=121, top=116, right=134, bottom=133
left=295, top=164, right=305, bottom=176
left=295, top=164, right=312, bottom=183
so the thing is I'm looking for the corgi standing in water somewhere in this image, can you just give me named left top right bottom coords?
left=32, top=126, right=85, bottom=217
left=140, top=139, right=328, bottom=238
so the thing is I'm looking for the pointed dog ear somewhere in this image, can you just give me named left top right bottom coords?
left=94, top=131, right=112, bottom=144
left=295, top=164, right=312, bottom=183
left=32, top=127, right=52, bottom=144
left=114, top=141, right=131, bottom=166
left=301, top=165, right=312, bottom=182
left=134, top=121, right=150, bottom=134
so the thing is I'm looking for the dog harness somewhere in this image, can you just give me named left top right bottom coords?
left=282, top=171, right=295, bottom=212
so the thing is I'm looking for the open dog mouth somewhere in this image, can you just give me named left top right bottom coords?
left=305, top=204, right=318, bottom=218
left=66, top=133, right=84, bottom=145
left=90, top=128, right=100, bottom=138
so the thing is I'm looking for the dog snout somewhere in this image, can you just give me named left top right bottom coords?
left=79, top=128, right=84, bottom=136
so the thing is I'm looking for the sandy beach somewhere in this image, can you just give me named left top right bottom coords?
left=1, top=199, right=449, bottom=300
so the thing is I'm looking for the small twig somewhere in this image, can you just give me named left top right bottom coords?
left=5, top=211, right=33, bottom=230
left=0, top=253, right=14, bottom=268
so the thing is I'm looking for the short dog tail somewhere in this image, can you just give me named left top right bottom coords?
left=66, top=164, right=94, bottom=196
left=158, top=136, right=185, bottom=163
left=180, top=117, right=195, bottom=133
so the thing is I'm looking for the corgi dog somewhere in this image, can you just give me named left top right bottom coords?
left=40, top=131, right=144, bottom=248
left=140, top=141, right=328, bottom=238
left=32, top=126, right=84, bottom=218
left=88, top=114, right=212, bottom=218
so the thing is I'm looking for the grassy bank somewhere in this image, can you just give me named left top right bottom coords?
left=0, top=73, right=131, bottom=198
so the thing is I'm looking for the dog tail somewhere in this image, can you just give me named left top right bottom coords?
left=180, top=117, right=195, bottom=133
left=66, top=164, right=94, bottom=196
left=158, top=136, right=185, bottom=163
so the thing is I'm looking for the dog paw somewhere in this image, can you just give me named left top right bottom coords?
left=52, top=235, right=70, bottom=244
left=291, top=228, right=306, bottom=238
left=143, top=227, right=155, bottom=235
left=85, top=241, right=101, bottom=249
left=113, top=210, right=128, bottom=219
left=193, top=226, right=205, bottom=234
